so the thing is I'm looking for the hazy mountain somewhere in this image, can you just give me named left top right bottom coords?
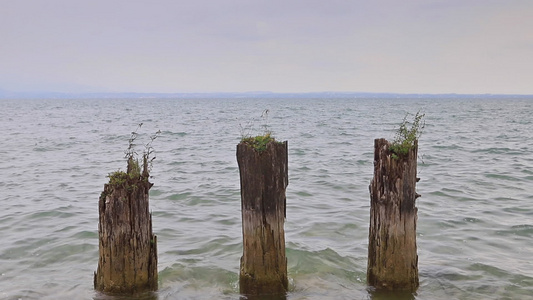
left=0, top=89, right=529, bottom=100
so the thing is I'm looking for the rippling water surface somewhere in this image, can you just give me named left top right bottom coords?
left=0, top=97, right=532, bottom=300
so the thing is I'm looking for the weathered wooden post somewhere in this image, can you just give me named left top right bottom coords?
left=94, top=156, right=158, bottom=294
left=367, top=138, right=420, bottom=291
left=237, top=134, right=289, bottom=296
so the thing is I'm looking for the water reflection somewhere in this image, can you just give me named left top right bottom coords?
left=240, top=292, right=287, bottom=300
left=93, top=290, right=158, bottom=300
left=368, top=289, right=416, bottom=300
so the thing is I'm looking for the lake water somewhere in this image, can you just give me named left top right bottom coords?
left=0, top=97, right=532, bottom=300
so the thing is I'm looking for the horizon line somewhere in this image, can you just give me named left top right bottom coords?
left=0, top=90, right=532, bottom=99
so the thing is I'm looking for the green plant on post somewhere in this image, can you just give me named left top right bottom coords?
left=390, top=111, right=425, bottom=159
left=241, top=132, right=277, bottom=152
left=106, top=123, right=161, bottom=188
left=240, top=109, right=280, bottom=152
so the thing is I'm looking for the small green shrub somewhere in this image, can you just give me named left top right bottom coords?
left=124, top=123, right=160, bottom=176
left=390, top=111, right=425, bottom=159
left=106, top=124, right=160, bottom=187
left=107, top=170, right=128, bottom=186
left=241, top=132, right=276, bottom=152
left=239, top=109, right=271, bottom=137
left=239, top=109, right=281, bottom=152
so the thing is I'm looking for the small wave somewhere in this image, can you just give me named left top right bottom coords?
left=69, top=230, right=98, bottom=239
left=167, top=192, right=192, bottom=201
left=3, top=289, right=47, bottom=300
left=484, top=173, right=520, bottom=181
left=287, top=247, right=357, bottom=277
left=291, top=148, right=306, bottom=156
left=295, top=191, right=313, bottom=197
left=468, top=263, right=508, bottom=277
left=28, top=210, right=76, bottom=219
left=159, top=263, right=239, bottom=292
left=463, top=217, right=484, bottom=224
left=165, top=131, right=187, bottom=137
left=506, top=224, right=533, bottom=237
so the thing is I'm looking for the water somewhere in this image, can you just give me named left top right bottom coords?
left=0, top=97, right=532, bottom=300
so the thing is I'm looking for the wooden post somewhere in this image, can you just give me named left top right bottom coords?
left=367, top=138, right=420, bottom=291
left=237, top=139, right=289, bottom=296
left=94, top=157, right=158, bottom=294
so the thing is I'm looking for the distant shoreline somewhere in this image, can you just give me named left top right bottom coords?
left=1, top=91, right=532, bottom=100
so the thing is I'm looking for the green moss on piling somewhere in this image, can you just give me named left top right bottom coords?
left=103, top=157, right=150, bottom=197
left=390, top=111, right=425, bottom=159
left=240, top=133, right=279, bottom=152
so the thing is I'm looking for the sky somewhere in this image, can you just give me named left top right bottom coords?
left=1, top=0, right=532, bottom=94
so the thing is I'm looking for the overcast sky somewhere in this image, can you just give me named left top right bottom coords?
left=1, top=0, right=532, bottom=94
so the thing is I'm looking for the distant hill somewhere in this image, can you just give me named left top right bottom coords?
left=0, top=90, right=531, bottom=99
